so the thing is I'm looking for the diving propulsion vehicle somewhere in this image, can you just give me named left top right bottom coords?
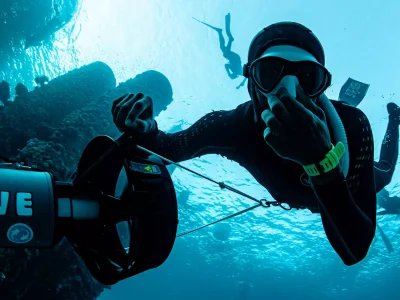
left=0, top=134, right=178, bottom=285
left=0, top=133, right=301, bottom=285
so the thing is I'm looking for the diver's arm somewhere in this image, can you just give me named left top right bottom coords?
left=310, top=166, right=376, bottom=265
left=139, top=109, right=239, bottom=163
left=225, top=64, right=234, bottom=78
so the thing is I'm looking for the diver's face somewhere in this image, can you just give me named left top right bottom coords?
left=251, top=45, right=325, bottom=111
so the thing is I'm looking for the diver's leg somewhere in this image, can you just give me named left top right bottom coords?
left=374, top=164, right=392, bottom=193
left=225, top=13, right=234, bottom=51
left=225, top=13, right=234, bottom=41
left=226, top=40, right=233, bottom=52
left=380, top=103, right=400, bottom=165
left=225, top=64, right=234, bottom=78
left=375, top=103, right=400, bottom=190
left=216, top=30, right=227, bottom=54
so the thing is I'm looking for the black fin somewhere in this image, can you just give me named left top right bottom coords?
left=339, top=77, right=370, bottom=107
left=377, top=224, right=394, bottom=253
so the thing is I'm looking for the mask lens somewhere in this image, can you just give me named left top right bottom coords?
left=250, top=57, right=330, bottom=97
left=251, top=57, right=285, bottom=93
left=297, top=61, right=329, bottom=96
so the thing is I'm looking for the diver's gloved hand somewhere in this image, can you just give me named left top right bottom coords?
left=261, top=87, right=332, bottom=166
left=387, top=102, right=400, bottom=124
left=112, top=93, right=157, bottom=135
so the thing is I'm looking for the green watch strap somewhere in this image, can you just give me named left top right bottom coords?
left=303, top=142, right=346, bottom=177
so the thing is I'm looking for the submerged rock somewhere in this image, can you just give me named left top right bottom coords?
left=0, top=61, right=116, bottom=159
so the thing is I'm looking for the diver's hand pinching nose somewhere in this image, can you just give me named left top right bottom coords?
left=111, top=93, right=156, bottom=135
left=262, top=87, right=332, bottom=166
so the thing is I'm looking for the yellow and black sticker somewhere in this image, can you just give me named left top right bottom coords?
left=129, top=162, right=161, bottom=174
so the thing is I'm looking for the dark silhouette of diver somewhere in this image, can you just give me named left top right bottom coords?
left=193, top=14, right=247, bottom=89
left=377, top=188, right=400, bottom=215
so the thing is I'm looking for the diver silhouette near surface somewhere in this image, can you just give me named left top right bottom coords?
left=193, top=13, right=247, bottom=89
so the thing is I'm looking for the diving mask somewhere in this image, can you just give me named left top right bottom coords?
left=249, top=45, right=331, bottom=98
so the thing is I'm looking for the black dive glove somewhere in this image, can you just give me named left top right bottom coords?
left=112, top=93, right=157, bottom=136
left=261, top=87, right=332, bottom=166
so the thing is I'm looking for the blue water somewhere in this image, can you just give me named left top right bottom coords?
left=6, top=0, right=400, bottom=299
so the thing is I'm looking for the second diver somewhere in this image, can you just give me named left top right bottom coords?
left=193, top=13, right=247, bottom=89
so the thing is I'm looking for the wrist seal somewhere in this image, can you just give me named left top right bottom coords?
left=302, top=142, right=345, bottom=176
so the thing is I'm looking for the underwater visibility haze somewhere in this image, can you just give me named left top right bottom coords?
left=1, top=0, right=400, bottom=299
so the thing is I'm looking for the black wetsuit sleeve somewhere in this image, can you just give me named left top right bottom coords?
left=310, top=168, right=375, bottom=265
left=140, top=109, right=241, bottom=163
left=310, top=106, right=376, bottom=265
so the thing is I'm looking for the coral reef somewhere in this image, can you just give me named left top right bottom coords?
left=0, top=61, right=116, bottom=159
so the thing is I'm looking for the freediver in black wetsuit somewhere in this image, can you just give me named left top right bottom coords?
left=193, top=14, right=247, bottom=89
left=112, top=22, right=377, bottom=266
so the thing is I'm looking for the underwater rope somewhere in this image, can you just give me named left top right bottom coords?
left=135, top=144, right=294, bottom=237
left=0, top=137, right=293, bottom=239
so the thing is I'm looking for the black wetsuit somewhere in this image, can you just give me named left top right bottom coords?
left=374, top=114, right=399, bottom=192
left=141, top=99, right=376, bottom=264
left=372, top=109, right=400, bottom=215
